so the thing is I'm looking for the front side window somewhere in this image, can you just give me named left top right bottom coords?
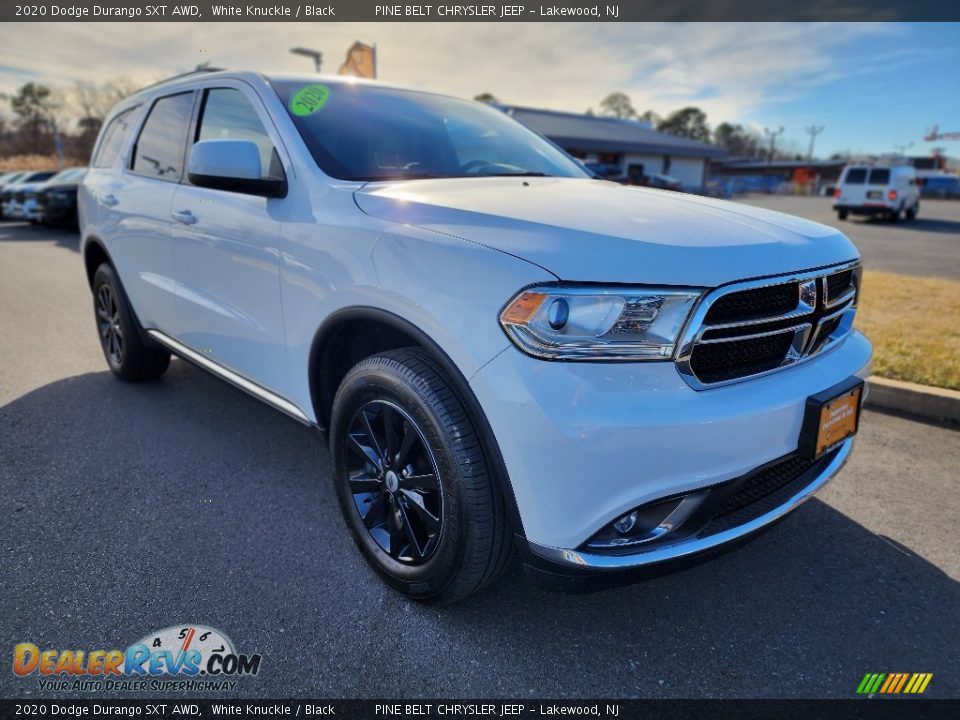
left=92, top=106, right=139, bottom=169
left=131, top=92, right=194, bottom=180
left=195, top=88, right=280, bottom=179
left=270, top=81, right=588, bottom=182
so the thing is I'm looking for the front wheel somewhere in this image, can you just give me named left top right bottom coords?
left=329, top=348, right=513, bottom=603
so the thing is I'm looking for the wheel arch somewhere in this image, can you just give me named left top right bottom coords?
left=309, top=306, right=526, bottom=539
left=82, top=235, right=113, bottom=289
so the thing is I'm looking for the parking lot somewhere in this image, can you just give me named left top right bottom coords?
left=0, top=202, right=957, bottom=699
left=735, top=194, right=960, bottom=281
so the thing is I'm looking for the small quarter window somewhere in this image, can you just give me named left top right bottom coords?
left=92, top=106, right=139, bottom=169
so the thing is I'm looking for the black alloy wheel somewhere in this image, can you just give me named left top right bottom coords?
left=330, top=348, right=514, bottom=602
left=96, top=283, right=124, bottom=369
left=345, top=400, right=443, bottom=564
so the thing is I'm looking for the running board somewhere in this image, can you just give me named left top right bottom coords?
left=146, top=329, right=312, bottom=426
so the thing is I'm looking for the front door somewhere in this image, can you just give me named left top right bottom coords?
left=169, top=85, right=290, bottom=396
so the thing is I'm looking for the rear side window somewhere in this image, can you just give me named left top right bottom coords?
left=92, top=107, right=139, bottom=169
left=868, top=168, right=891, bottom=185
left=195, top=88, right=280, bottom=179
left=132, top=92, right=195, bottom=180
left=844, top=168, right=867, bottom=184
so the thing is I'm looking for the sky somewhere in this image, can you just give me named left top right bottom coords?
left=0, top=21, right=958, bottom=158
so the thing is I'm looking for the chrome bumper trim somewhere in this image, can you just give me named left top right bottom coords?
left=527, top=438, right=854, bottom=570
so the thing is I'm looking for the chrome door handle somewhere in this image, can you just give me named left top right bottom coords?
left=102, top=194, right=118, bottom=207
left=172, top=209, right=197, bottom=225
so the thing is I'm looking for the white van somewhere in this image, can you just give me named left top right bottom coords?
left=834, top=163, right=919, bottom=222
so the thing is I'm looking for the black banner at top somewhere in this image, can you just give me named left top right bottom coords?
left=2, top=0, right=959, bottom=22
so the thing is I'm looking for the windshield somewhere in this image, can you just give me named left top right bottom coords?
left=270, top=80, right=588, bottom=182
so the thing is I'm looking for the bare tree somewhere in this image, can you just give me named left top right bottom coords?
left=598, top=92, right=637, bottom=120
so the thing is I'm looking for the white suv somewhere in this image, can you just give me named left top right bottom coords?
left=80, top=71, right=873, bottom=601
left=834, top=163, right=920, bottom=222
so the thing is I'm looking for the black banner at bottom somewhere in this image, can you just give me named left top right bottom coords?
left=0, top=699, right=956, bottom=720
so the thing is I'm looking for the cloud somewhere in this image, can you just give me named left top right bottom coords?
left=0, top=21, right=901, bottom=126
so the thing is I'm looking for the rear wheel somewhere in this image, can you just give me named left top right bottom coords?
left=888, top=207, right=901, bottom=222
left=330, top=348, right=513, bottom=603
left=905, top=202, right=918, bottom=220
left=837, top=209, right=848, bottom=220
left=92, top=264, right=170, bottom=381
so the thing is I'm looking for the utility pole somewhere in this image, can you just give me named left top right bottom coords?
left=893, top=141, right=914, bottom=157
left=764, top=126, right=785, bottom=166
left=290, top=47, right=323, bottom=73
left=805, top=125, right=825, bottom=166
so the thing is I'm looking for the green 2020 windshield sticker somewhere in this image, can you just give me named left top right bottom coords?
left=290, top=84, right=330, bottom=116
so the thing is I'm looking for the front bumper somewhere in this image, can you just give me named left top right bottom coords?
left=527, top=437, right=852, bottom=571
left=469, top=330, right=872, bottom=564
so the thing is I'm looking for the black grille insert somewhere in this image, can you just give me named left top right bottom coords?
left=690, top=331, right=794, bottom=384
left=704, top=282, right=798, bottom=324
left=827, top=270, right=853, bottom=301
left=698, top=448, right=839, bottom=537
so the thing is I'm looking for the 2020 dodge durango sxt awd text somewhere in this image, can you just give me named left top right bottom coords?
left=79, top=72, right=872, bottom=602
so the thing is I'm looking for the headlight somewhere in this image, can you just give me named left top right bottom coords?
left=499, top=285, right=703, bottom=360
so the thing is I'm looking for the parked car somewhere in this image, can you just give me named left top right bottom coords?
left=645, top=173, right=683, bottom=191
left=919, top=174, right=960, bottom=199
left=834, top=163, right=919, bottom=221
left=2, top=170, right=56, bottom=221
left=33, top=167, right=87, bottom=227
left=0, top=171, right=28, bottom=219
left=81, top=72, right=872, bottom=602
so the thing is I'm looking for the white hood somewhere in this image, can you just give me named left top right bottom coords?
left=355, top=177, right=859, bottom=286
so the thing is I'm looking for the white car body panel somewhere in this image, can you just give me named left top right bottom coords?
left=355, top=177, right=859, bottom=286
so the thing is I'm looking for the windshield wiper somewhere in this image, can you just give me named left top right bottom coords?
left=480, top=172, right=550, bottom=177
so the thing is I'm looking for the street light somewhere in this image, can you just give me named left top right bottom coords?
left=290, top=47, right=323, bottom=73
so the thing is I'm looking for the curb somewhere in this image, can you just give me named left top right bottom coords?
left=865, top=376, right=960, bottom=425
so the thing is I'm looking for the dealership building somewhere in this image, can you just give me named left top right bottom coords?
left=500, top=105, right=726, bottom=190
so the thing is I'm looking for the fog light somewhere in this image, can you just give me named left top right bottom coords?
left=613, top=511, right=638, bottom=534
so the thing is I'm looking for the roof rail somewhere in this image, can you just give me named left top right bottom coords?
left=137, top=66, right=226, bottom=92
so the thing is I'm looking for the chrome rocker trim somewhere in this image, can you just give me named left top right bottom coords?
left=527, top=437, right=853, bottom=570
left=146, top=329, right=312, bottom=426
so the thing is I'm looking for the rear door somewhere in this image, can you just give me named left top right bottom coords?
left=168, top=82, right=290, bottom=396
left=106, top=92, right=196, bottom=333
left=838, top=167, right=869, bottom=206
left=866, top=167, right=892, bottom=206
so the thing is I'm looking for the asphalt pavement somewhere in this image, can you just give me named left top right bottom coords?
left=0, top=219, right=957, bottom=700
left=735, top=194, right=960, bottom=280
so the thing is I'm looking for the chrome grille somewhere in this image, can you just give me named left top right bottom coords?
left=676, top=262, right=861, bottom=389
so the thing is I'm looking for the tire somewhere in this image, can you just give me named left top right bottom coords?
left=906, top=203, right=918, bottom=220
left=329, top=348, right=513, bottom=603
left=837, top=210, right=848, bottom=220
left=92, top=263, right=170, bottom=381
left=888, top=207, right=901, bottom=222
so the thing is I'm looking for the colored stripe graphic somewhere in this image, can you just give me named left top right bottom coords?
left=858, top=672, right=933, bottom=695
